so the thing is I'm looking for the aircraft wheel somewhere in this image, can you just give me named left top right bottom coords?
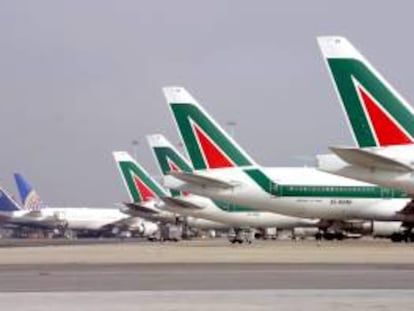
left=390, top=233, right=404, bottom=243
left=323, top=233, right=335, bottom=241
left=335, top=233, right=345, bottom=241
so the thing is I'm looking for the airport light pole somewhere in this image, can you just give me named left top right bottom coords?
left=226, top=121, right=237, bottom=138
left=131, top=140, right=139, bottom=160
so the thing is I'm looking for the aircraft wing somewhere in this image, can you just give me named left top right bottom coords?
left=397, top=200, right=414, bottom=216
left=161, top=196, right=204, bottom=210
left=22, top=210, right=43, bottom=218
left=330, top=146, right=413, bottom=172
left=169, top=171, right=234, bottom=189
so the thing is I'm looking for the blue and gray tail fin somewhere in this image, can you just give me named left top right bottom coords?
left=0, top=187, right=21, bottom=212
left=14, top=173, right=45, bottom=211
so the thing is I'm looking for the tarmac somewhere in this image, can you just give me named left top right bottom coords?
left=0, top=238, right=413, bottom=264
left=0, top=239, right=413, bottom=310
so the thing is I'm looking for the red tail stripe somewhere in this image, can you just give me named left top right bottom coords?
left=358, top=86, right=413, bottom=146
left=193, top=124, right=234, bottom=169
left=133, top=176, right=156, bottom=201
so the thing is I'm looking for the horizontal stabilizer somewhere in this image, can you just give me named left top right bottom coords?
left=161, top=196, right=204, bottom=210
left=169, top=171, right=234, bottom=189
left=330, top=146, right=413, bottom=172
left=399, top=200, right=414, bottom=215
left=23, top=210, right=43, bottom=218
left=123, top=202, right=159, bottom=214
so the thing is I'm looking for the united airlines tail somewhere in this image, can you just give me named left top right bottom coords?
left=0, top=187, right=21, bottom=212
left=14, top=173, right=45, bottom=211
left=318, top=36, right=414, bottom=148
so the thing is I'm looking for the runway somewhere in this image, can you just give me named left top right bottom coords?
left=0, top=263, right=413, bottom=291
left=1, top=290, right=414, bottom=311
left=1, top=240, right=414, bottom=310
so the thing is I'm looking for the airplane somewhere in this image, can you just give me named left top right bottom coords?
left=160, top=86, right=414, bottom=241
left=12, top=173, right=157, bottom=237
left=0, top=185, right=65, bottom=231
left=316, top=36, right=414, bottom=198
left=147, top=133, right=320, bottom=240
left=112, top=151, right=231, bottom=235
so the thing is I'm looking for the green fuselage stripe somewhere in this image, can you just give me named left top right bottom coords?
left=244, top=168, right=408, bottom=199
left=213, top=200, right=257, bottom=213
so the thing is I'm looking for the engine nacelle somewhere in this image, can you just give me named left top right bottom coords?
left=140, top=222, right=159, bottom=237
left=372, top=221, right=404, bottom=237
left=329, top=221, right=404, bottom=238
left=292, top=227, right=319, bottom=238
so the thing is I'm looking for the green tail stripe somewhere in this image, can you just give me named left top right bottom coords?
left=152, top=146, right=192, bottom=198
left=171, top=103, right=253, bottom=169
left=153, top=147, right=193, bottom=174
left=328, top=58, right=414, bottom=147
left=119, top=161, right=167, bottom=201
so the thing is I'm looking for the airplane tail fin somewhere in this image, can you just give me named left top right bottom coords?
left=113, top=151, right=168, bottom=203
left=147, top=134, right=193, bottom=174
left=0, top=187, right=21, bottom=212
left=318, top=36, right=414, bottom=148
left=13, top=173, right=45, bottom=211
left=163, top=87, right=257, bottom=170
left=147, top=134, right=193, bottom=197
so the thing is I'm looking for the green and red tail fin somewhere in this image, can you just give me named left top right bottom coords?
left=147, top=134, right=193, bottom=197
left=163, top=87, right=256, bottom=170
left=318, top=36, right=414, bottom=148
left=113, top=151, right=168, bottom=203
left=147, top=134, right=193, bottom=174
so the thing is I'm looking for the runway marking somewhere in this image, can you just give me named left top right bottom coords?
left=1, top=290, right=414, bottom=310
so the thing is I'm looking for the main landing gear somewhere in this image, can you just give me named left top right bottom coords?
left=228, top=228, right=253, bottom=244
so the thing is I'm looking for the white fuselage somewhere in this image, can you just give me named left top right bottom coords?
left=319, top=144, right=414, bottom=196
left=166, top=166, right=412, bottom=222
left=161, top=194, right=318, bottom=229
left=123, top=200, right=228, bottom=230
left=0, top=207, right=131, bottom=231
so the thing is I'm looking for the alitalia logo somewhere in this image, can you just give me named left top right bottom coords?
left=152, top=146, right=193, bottom=174
left=326, top=58, right=414, bottom=147
left=167, top=158, right=180, bottom=173
left=118, top=161, right=165, bottom=202
left=189, top=119, right=235, bottom=169
left=131, top=175, right=157, bottom=201
left=171, top=103, right=252, bottom=170
left=165, top=157, right=184, bottom=197
left=352, top=78, right=413, bottom=146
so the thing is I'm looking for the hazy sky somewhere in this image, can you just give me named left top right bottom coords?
left=0, top=1, right=413, bottom=205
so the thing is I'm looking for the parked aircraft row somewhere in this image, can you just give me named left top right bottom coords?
left=109, top=36, right=414, bottom=243
left=2, top=36, right=411, bottom=243
left=0, top=173, right=158, bottom=238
